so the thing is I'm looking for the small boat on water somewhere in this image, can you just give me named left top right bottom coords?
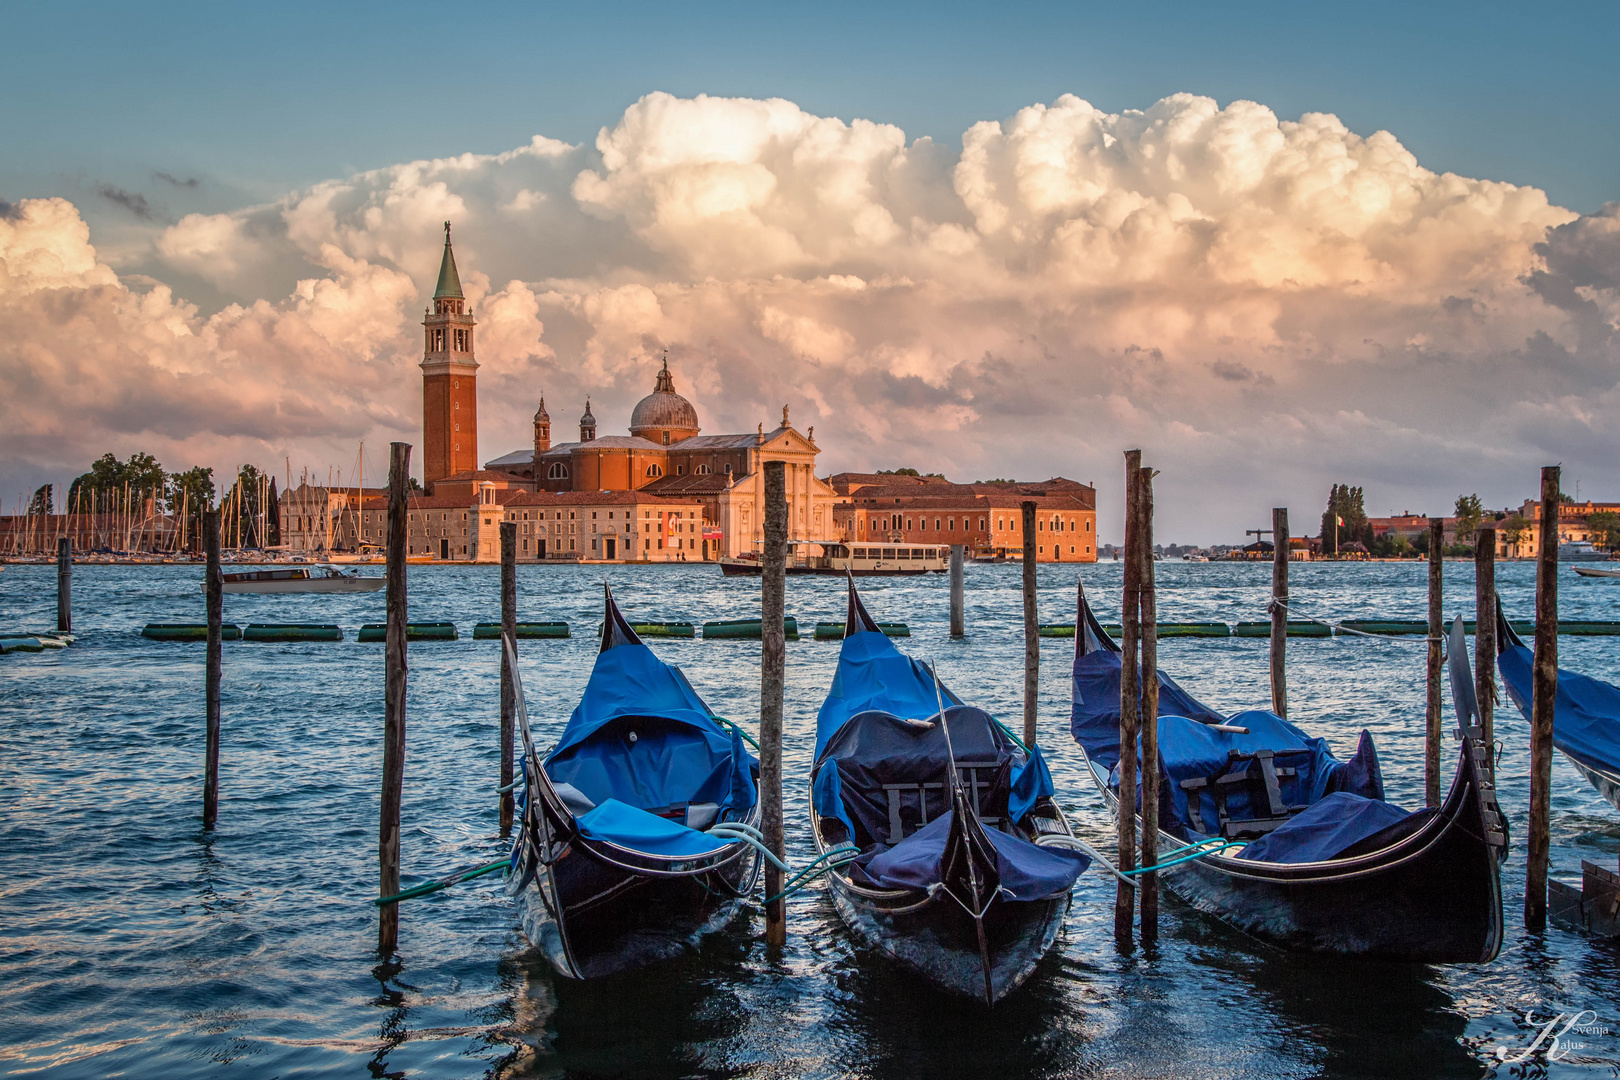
left=809, top=580, right=1089, bottom=1004
left=505, top=587, right=761, bottom=978
left=1070, top=585, right=1505, bottom=962
left=1560, top=542, right=1614, bottom=562
left=1495, top=608, right=1620, bottom=812
left=720, top=542, right=948, bottom=577
left=205, top=565, right=384, bottom=594
left=1572, top=565, right=1620, bottom=579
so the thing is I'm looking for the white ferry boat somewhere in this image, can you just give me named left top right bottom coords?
left=203, top=565, right=386, bottom=594
left=720, top=542, right=948, bottom=577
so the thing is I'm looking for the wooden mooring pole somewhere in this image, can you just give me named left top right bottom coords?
left=1270, top=508, right=1289, bottom=718
left=1527, top=465, right=1559, bottom=931
left=1425, top=518, right=1443, bottom=808
left=499, top=521, right=517, bottom=837
left=949, top=544, right=965, bottom=639
left=56, top=537, right=72, bottom=634
left=1115, top=450, right=1141, bottom=943
left=1021, top=501, right=1038, bottom=748
left=1137, top=464, right=1159, bottom=944
left=761, top=460, right=788, bottom=947
left=1474, top=526, right=1496, bottom=776
left=379, top=442, right=411, bottom=955
left=203, top=511, right=222, bottom=829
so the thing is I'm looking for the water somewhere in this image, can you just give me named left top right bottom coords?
left=2, top=560, right=1618, bottom=1078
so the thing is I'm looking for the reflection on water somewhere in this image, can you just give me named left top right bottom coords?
left=1, top=560, right=1618, bottom=1077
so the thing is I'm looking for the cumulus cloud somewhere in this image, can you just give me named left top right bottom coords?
left=4, top=91, right=1618, bottom=538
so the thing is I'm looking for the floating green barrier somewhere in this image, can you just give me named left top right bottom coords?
left=1041, top=621, right=1230, bottom=639
left=703, top=616, right=800, bottom=641
left=1234, top=621, right=1332, bottom=638
left=358, top=622, right=456, bottom=642
left=141, top=623, right=243, bottom=641
left=244, top=623, right=343, bottom=642
left=472, top=621, right=571, bottom=639
left=629, top=621, right=696, bottom=638
left=0, top=637, right=44, bottom=654
left=813, top=622, right=908, bottom=640
left=1340, top=620, right=1429, bottom=636
left=1038, top=624, right=1076, bottom=638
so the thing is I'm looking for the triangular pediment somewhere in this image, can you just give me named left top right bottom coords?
left=761, top=426, right=818, bottom=454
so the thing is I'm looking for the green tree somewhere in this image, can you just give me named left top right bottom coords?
left=68, top=452, right=168, bottom=513
left=1586, top=511, right=1620, bottom=552
left=167, top=467, right=215, bottom=551
left=1454, top=494, right=1484, bottom=548
left=27, top=484, right=53, bottom=516
left=1320, top=484, right=1370, bottom=557
left=1499, top=513, right=1530, bottom=548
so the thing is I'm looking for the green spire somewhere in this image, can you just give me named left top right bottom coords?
left=434, top=221, right=463, bottom=299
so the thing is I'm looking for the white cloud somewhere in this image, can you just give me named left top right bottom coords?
left=4, top=93, right=1618, bottom=539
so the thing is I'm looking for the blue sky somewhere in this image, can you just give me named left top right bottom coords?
left=7, top=1, right=1617, bottom=221
left=4, top=1, right=1620, bottom=541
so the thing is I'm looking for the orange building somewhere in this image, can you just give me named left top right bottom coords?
left=835, top=478, right=1097, bottom=561
left=420, top=223, right=478, bottom=490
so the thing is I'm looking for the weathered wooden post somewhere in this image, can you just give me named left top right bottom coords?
left=1137, top=464, right=1160, bottom=943
left=1270, top=508, right=1289, bottom=718
left=1474, top=525, right=1496, bottom=775
left=1021, top=501, right=1038, bottom=748
left=1527, top=465, right=1559, bottom=930
left=761, top=460, right=788, bottom=946
left=379, top=442, right=411, bottom=955
left=1425, top=518, right=1444, bottom=808
left=55, top=537, right=72, bottom=634
left=1115, top=450, right=1141, bottom=942
left=203, top=511, right=222, bottom=829
left=949, top=544, right=965, bottom=639
left=499, top=520, right=517, bottom=837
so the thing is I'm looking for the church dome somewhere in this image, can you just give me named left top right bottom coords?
left=629, top=359, right=700, bottom=440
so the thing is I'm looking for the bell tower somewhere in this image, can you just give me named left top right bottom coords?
left=421, top=222, right=478, bottom=491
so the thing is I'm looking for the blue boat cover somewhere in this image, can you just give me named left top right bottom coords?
left=1498, top=637, right=1620, bottom=778
left=1237, top=791, right=1413, bottom=864
left=1070, top=634, right=1226, bottom=772
left=576, top=798, right=738, bottom=857
left=815, top=630, right=964, bottom=760
left=852, top=811, right=1089, bottom=898
left=546, top=636, right=755, bottom=835
left=1158, top=709, right=1348, bottom=834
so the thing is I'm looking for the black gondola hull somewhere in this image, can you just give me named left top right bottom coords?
left=1566, top=750, right=1620, bottom=813
left=1097, top=744, right=1503, bottom=962
left=509, top=817, right=760, bottom=980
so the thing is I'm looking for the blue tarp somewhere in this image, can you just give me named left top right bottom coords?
left=853, top=811, right=1090, bottom=898
left=576, top=798, right=737, bottom=857
left=815, top=630, right=964, bottom=760
left=1498, top=638, right=1620, bottom=777
left=1237, top=791, right=1414, bottom=864
left=1158, top=710, right=1346, bottom=835
left=1070, top=634, right=1226, bottom=772
left=546, top=635, right=755, bottom=836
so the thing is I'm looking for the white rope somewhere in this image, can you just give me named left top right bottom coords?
left=1269, top=598, right=1439, bottom=647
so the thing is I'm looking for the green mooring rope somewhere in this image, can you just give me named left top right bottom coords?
left=375, top=858, right=509, bottom=907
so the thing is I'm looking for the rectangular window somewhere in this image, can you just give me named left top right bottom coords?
left=948, top=518, right=954, bottom=531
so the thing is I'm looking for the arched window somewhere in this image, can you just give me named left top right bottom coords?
left=662, top=431, right=671, bottom=445
left=547, top=462, right=570, bottom=480
left=645, top=463, right=663, bottom=478
left=695, top=464, right=712, bottom=475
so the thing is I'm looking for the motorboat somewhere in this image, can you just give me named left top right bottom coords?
left=205, top=565, right=385, bottom=594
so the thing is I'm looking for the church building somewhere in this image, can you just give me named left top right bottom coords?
left=418, top=224, right=836, bottom=561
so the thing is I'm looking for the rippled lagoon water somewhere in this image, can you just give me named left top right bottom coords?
left=2, top=559, right=1619, bottom=1078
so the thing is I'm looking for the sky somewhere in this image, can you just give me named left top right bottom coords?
left=3, top=1, right=1619, bottom=543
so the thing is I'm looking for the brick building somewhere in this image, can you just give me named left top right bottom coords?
left=834, top=478, right=1097, bottom=561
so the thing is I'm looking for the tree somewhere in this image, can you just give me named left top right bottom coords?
left=1586, top=511, right=1620, bottom=552
left=879, top=467, right=921, bottom=477
left=1320, top=484, right=1370, bottom=557
left=1499, top=513, right=1530, bottom=548
left=1454, top=494, right=1484, bottom=548
left=168, top=467, right=215, bottom=552
left=27, top=484, right=53, bottom=516
left=68, top=452, right=168, bottom=513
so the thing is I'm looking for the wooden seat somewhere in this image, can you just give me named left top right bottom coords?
left=1179, top=748, right=1309, bottom=839
left=880, top=760, right=1004, bottom=843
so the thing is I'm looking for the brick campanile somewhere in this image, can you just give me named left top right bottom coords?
left=421, top=222, right=478, bottom=491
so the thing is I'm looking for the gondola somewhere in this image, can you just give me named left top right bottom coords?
left=1496, top=607, right=1620, bottom=811
left=1070, top=584, right=1505, bottom=961
left=808, top=580, right=1090, bottom=1004
left=504, top=586, right=761, bottom=979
